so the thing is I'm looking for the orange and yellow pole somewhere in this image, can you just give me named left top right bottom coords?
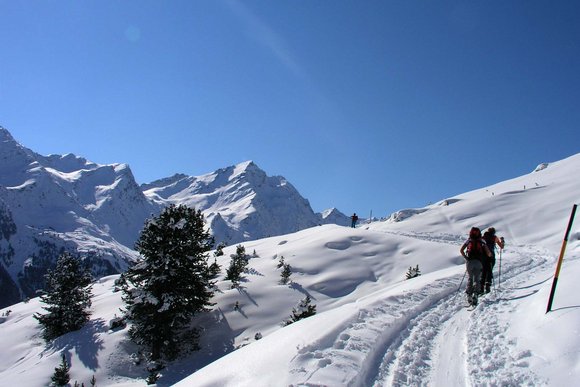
left=546, top=204, right=577, bottom=313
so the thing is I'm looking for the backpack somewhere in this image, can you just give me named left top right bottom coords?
left=466, top=238, right=485, bottom=261
left=483, top=231, right=496, bottom=253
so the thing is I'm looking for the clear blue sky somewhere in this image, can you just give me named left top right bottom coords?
left=1, top=1, right=579, bottom=217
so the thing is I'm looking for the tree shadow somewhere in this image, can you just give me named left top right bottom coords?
left=236, top=286, right=259, bottom=307
left=245, top=267, right=264, bottom=277
left=496, top=290, right=539, bottom=302
left=157, top=308, right=237, bottom=386
left=51, top=318, right=106, bottom=371
left=551, top=305, right=580, bottom=312
left=512, top=276, right=552, bottom=290
left=290, top=282, right=315, bottom=300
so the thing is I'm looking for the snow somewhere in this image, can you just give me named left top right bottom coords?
left=1, top=153, right=579, bottom=386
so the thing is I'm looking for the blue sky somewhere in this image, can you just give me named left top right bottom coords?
left=1, top=1, right=579, bottom=217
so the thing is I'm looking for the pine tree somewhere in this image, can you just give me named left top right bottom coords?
left=214, top=242, right=226, bottom=257
left=285, top=296, right=317, bottom=325
left=405, top=264, right=421, bottom=280
left=122, top=204, right=216, bottom=362
left=280, top=263, right=292, bottom=285
left=276, top=255, right=285, bottom=269
left=51, top=353, right=71, bottom=386
left=35, top=252, right=93, bottom=341
left=225, top=245, right=248, bottom=287
left=208, top=258, right=221, bottom=279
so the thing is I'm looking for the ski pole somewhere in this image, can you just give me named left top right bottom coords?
left=457, top=270, right=467, bottom=293
left=498, top=248, right=503, bottom=288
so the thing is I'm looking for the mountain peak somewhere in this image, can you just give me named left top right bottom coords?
left=0, top=125, right=15, bottom=142
left=233, top=160, right=260, bottom=175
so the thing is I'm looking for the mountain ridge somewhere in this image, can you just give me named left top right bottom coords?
left=0, top=126, right=342, bottom=307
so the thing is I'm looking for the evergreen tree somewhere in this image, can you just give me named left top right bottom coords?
left=405, top=264, right=421, bottom=280
left=285, top=295, right=317, bottom=325
left=280, top=263, right=292, bottom=285
left=51, top=353, right=71, bottom=386
left=214, top=242, right=226, bottom=257
left=276, top=255, right=285, bottom=269
left=122, top=204, right=216, bottom=362
left=225, top=245, right=248, bottom=287
left=208, top=258, right=221, bottom=279
left=35, top=252, right=93, bottom=341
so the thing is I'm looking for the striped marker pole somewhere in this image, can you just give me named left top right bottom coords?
left=546, top=204, right=577, bottom=313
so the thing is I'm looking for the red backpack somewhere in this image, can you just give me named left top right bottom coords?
left=466, top=239, right=485, bottom=260
left=466, top=227, right=484, bottom=261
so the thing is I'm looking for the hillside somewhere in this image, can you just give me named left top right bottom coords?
left=0, top=126, right=331, bottom=308
left=0, top=153, right=578, bottom=386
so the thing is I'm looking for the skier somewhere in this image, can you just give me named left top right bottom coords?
left=481, top=227, right=505, bottom=293
left=350, top=213, right=358, bottom=228
left=460, top=227, right=492, bottom=306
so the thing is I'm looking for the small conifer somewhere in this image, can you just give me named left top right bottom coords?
left=405, top=264, right=421, bottom=280
left=280, top=263, right=292, bottom=285
left=35, top=252, right=93, bottom=341
left=51, top=353, right=70, bottom=386
left=285, top=296, right=317, bottom=325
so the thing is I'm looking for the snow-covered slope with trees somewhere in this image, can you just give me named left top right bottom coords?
left=0, top=126, right=334, bottom=308
left=0, top=151, right=578, bottom=386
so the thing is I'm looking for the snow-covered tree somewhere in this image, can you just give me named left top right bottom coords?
left=34, top=252, right=93, bottom=341
left=225, top=244, right=249, bottom=287
left=122, top=204, right=215, bottom=362
left=276, top=255, right=285, bottom=269
left=285, top=295, right=317, bottom=325
left=280, top=263, right=292, bottom=285
left=405, top=264, right=421, bottom=280
left=214, top=242, right=226, bottom=257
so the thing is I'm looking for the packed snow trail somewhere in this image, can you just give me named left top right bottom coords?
left=428, top=304, right=470, bottom=386
left=289, top=234, right=551, bottom=386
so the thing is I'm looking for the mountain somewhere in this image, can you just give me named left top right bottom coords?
left=0, top=127, right=325, bottom=308
left=318, top=207, right=350, bottom=226
left=141, top=160, right=320, bottom=244
left=0, top=127, right=148, bottom=308
left=0, top=151, right=578, bottom=386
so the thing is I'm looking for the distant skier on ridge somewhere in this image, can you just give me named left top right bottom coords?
left=350, top=213, right=358, bottom=228
left=460, top=227, right=492, bottom=306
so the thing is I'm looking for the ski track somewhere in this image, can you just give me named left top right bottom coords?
left=289, top=233, right=552, bottom=387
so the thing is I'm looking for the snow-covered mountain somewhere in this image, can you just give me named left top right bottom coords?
left=318, top=207, right=351, bottom=227
left=0, top=127, right=328, bottom=308
left=0, top=127, right=148, bottom=308
left=1, top=149, right=578, bottom=386
left=141, top=160, right=320, bottom=243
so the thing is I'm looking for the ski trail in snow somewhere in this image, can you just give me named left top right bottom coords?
left=288, top=232, right=551, bottom=387
left=428, top=303, right=470, bottom=386
left=374, top=243, right=550, bottom=387
left=288, top=276, right=459, bottom=386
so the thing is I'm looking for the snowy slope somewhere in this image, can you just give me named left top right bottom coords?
left=174, top=154, right=580, bottom=386
left=0, top=127, right=326, bottom=308
left=0, top=152, right=578, bottom=386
